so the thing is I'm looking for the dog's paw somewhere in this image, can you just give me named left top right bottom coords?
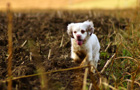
left=90, top=67, right=96, bottom=73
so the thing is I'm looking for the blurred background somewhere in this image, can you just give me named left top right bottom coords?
left=0, top=0, right=139, bottom=10
left=0, top=0, right=140, bottom=90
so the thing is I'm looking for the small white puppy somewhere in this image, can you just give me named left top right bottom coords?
left=67, top=20, right=100, bottom=72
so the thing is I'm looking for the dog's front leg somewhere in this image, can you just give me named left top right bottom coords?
left=87, top=52, right=96, bottom=73
left=71, top=51, right=80, bottom=62
left=87, top=52, right=93, bottom=62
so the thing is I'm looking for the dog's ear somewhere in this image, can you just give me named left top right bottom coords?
left=85, top=21, right=94, bottom=36
left=67, top=23, right=74, bottom=38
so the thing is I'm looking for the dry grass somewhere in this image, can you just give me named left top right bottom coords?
left=98, top=9, right=140, bottom=90
left=7, top=3, right=13, bottom=90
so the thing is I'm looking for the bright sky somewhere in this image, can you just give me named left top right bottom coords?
left=0, top=0, right=138, bottom=10
left=68, top=0, right=138, bottom=9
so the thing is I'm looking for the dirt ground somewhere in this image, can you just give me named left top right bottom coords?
left=0, top=10, right=129, bottom=90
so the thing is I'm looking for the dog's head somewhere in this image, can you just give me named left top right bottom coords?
left=67, top=20, right=94, bottom=46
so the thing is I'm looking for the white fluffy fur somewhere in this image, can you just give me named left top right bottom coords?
left=67, top=21, right=100, bottom=72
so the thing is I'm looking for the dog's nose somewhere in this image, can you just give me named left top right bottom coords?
left=77, top=35, right=81, bottom=39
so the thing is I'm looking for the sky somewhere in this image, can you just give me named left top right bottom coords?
left=0, top=0, right=138, bottom=10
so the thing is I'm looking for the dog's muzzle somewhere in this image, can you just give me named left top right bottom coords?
left=76, top=40, right=83, bottom=46
left=76, top=35, right=84, bottom=46
left=76, top=35, right=83, bottom=45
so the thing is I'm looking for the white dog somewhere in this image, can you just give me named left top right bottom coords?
left=67, top=20, right=100, bottom=73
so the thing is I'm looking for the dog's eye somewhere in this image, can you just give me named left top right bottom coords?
left=81, top=30, right=85, bottom=34
left=74, top=31, right=77, bottom=33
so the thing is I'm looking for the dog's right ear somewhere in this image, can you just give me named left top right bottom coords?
left=67, top=23, right=74, bottom=38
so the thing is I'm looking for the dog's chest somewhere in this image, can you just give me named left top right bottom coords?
left=74, top=44, right=88, bottom=57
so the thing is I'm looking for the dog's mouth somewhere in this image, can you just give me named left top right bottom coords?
left=76, top=39, right=83, bottom=46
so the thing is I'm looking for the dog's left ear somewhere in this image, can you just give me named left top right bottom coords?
left=85, top=21, right=94, bottom=36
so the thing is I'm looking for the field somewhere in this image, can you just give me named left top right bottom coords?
left=0, top=9, right=140, bottom=90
